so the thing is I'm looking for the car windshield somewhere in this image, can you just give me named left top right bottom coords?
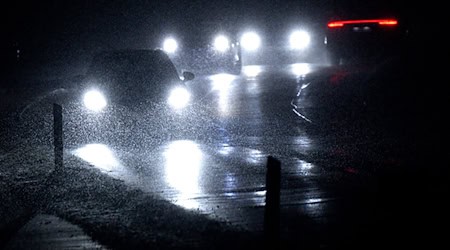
left=86, top=51, right=180, bottom=87
left=1, top=1, right=444, bottom=250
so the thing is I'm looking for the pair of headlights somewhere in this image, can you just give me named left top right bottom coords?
left=83, top=87, right=191, bottom=112
left=162, top=30, right=311, bottom=54
left=240, top=30, right=311, bottom=51
left=163, top=35, right=232, bottom=54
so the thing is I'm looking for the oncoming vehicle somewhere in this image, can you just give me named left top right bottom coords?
left=67, top=49, right=197, bottom=143
left=158, top=25, right=242, bottom=75
left=238, top=22, right=323, bottom=65
left=81, top=49, right=194, bottom=112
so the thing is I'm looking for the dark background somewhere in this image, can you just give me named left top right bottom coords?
left=0, top=0, right=431, bottom=80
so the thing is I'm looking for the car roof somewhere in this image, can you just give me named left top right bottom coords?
left=330, top=0, right=405, bottom=20
left=92, top=49, right=170, bottom=61
left=87, top=49, right=180, bottom=81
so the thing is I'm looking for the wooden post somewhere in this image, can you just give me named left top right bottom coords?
left=264, top=156, right=281, bottom=243
left=53, top=103, right=63, bottom=172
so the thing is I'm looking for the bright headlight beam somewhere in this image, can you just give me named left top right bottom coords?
left=290, top=30, right=310, bottom=50
left=163, top=38, right=178, bottom=54
left=168, top=87, right=191, bottom=109
left=83, top=90, right=107, bottom=112
left=213, top=35, right=230, bottom=52
left=241, top=32, right=261, bottom=51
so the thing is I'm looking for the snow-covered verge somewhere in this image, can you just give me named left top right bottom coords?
left=1, top=146, right=261, bottom=249
left=0, top=146, right=55, bottom=246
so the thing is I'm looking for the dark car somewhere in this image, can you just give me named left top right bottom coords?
left=156, top=23, right=242, bottom=75
left=80, top=49, right=193, bottom=112
left=291, top=56, right=418, bottom=135
left=64, top=49, right=198, bottom=144
left=325, top=1, right=410, bottom=65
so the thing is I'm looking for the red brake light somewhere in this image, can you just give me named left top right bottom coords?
left=378, top=19, right=398, bottom=25
left=328, top=22, right=344, bottom=28
left=327, top=19, right=398, bottom=28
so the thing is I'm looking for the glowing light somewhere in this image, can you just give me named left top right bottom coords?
left=243, top=65, right=262, bottom=78
left=83, top=90, right=107, bottom=112
left=167, top=87, right=191, bottom=109
left=289, top=30, right=310, bottom=50
left=164, top=140, right=203, bottom=209
left=73, top=144, right=120, bottom=172
left=163, top=37, right=178, bottom=54
left=328, top=19, right=398, bottom=28
left=241, top=32, right=261, bottom=51
left=247, top=149, right=264, bottom=164
left=291, top=63, right=311, bottom=77
left=210, top=73, right=236, bottom=115
left=213, top=35, right=230, bottom=52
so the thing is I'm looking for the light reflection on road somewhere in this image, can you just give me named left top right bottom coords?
left=243, top=65, right=263, bottom=78
left=69, top=63, right=329, bottom=228
left=209, top=73, right=236, bottom=116
left=291, top=63, right=311, bottom=77
left=163, top=140, right=203, bottom=209
left=73, top=144, right=121, bottom=172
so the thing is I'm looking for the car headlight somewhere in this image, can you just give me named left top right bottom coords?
left=83, top=90, right=107, bottom=112
left=167, top=87, right=191, bottom=109
left=289, top=30, right=310, bottom=50
left=163, top=37, right=178, bottom=54
left=213, top=35, right=230, bottom=52
left=241, top=31, right=261, bottom=51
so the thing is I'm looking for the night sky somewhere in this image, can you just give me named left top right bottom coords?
left=2, top=0, right=419, bottom=77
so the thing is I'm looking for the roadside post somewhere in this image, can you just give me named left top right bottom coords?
left=264, top=156, right=281, bottom=243
left=53, top=103, right=63, bottom=172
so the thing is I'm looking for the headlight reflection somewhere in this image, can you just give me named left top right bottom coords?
left=243, top=65, right=262, bottom=78
left=164, top=140, right=203, bottom=209
left=73, top=144, right=121, bottom=172
left=291, top=63, right=311, bottom=77
left=210, top=74, right=236, bottom=116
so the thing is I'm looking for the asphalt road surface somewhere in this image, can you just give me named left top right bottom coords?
left=1, top=63, right=447, bottom=249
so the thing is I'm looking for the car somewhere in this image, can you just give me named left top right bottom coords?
left=80, top=49, right=194, bottom=111
left=324, top=1, right=410, bottom=65
left=291, top=56, right=418, bottom=135
left=238, top=22, right=324, bottom=65
left=65, top=49, right=198, bottom=144
left=156, top=24, right=242, bottom=75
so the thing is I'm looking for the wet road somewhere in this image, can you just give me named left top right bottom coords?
left=3, top=62, right=442, bottom=248
left=67, top=63, right=350, bottom=230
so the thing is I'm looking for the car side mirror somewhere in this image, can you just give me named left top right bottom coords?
left=182, top=71, right=195, bottom=81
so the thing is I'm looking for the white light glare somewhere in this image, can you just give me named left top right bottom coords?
left=291, top=63, right=311, bottom=77
left=241, top=32, right=261, bottom=51
left=83, top=90, right=107, bottom=112
left=243, top=65, right=262, bottom=77
left=290, top=30, right=311, bottom=50
left=168, top=87, right=191, bottom=109
left=214, top=35, right=230, bottom=52
left=163, top=38, right=178, bottom=54
left=73, top=144, right=120, bottom=171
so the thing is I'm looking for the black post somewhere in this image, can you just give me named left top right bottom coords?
left=53, top=103, right=63, bottom=172
left=264, top=156, right=281, bottom=243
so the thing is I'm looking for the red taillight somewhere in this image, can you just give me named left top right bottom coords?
left=328, top=22, right=344, bottom=28
left=327, top=19, right=398, bottom=28
left=378, top=19, right=398, bottom=25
